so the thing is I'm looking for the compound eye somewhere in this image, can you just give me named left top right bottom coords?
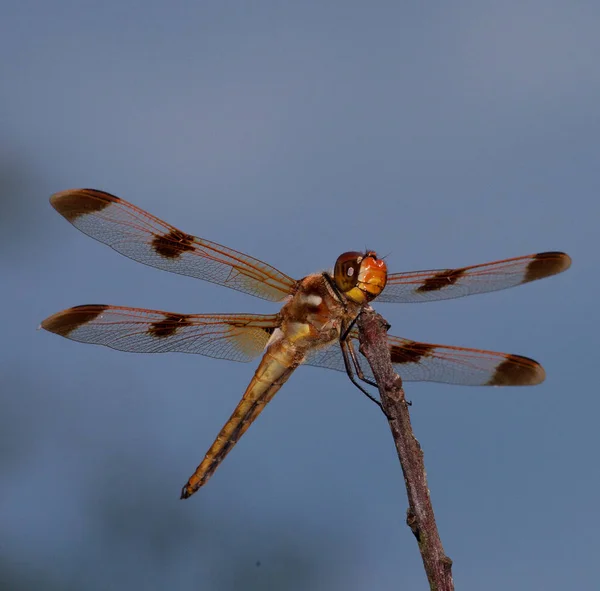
left=334, top=251, right=362, bottom=292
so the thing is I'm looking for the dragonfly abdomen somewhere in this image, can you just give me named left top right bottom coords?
left=180, top=340, right=302, bottom=498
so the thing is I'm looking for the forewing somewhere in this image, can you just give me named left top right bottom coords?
left=41, top=305, right=280, bottom=362
left=379, top=252, right=571, bottom=303
left=50, top=189, right=296, bottom=301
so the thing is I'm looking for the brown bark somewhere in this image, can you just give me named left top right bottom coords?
left=357, top=307, right=454, bottom=591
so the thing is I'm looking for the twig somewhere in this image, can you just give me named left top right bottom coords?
left=357, top=307, right=454, bottom=591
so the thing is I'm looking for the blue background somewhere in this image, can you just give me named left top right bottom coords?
left=2, top=2, right=597, bottom=589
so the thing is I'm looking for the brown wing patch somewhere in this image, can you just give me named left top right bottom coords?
left=41, top=304, right=109, bottom=337
left=524, top=252, right=572, bottom=284
left=390, top=341, right=436, bottom=364
left=416, top=268, right=466, bottom=293
left=486, top=354, right=545, bottom=386
left=151, top=229, right=195, bottom=259
left=50, top=189, right=116, bottom=222
left=148, top=313, right=193, bottom=338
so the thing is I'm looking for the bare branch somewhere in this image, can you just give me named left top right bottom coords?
left=358, top=306, right=454, bottom=591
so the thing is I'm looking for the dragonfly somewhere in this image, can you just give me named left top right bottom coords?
left=41, top=189, right=571, bottom=499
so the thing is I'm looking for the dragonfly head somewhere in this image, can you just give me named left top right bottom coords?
left=334, top=251, right=388, bottom=304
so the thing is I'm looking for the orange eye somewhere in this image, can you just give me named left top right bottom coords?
left=358, top=254, right=388, bottom=301
left=333, top=251, right=388, bottom=304
left=334, top=251, right=362, bottom=292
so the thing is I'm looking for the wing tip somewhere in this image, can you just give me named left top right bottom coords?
left=41, top=305, right=108, bottom=338
left=486, top=354, right=546, bottom=386
left=50, top=188, right=119, bottom=222
left=524, top=251, right=571, bottom=284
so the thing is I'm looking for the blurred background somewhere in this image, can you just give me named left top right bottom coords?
left=1, top=2, right=598, bottom=589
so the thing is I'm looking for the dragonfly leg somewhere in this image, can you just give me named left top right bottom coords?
left=346, top=340, right=379, bottom=389
left=339, top=334, right=390, bottom=418
left=346, top=336, right=412, bottom=410
left=341, top=313, right=390, bottom=388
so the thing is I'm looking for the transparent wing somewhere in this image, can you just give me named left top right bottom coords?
left=305, top=341, right=376, bottom=379
left=305, top=334, right=544, bottom=386
left=50, top=189, right=297, bottom=301
left=41, top=305, right=280, bottom=362
left=379, top=252, right=571, bottom=303
left=386, top=335, right=544, bottom=385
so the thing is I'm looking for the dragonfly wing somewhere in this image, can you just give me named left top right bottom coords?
left=387, top=335, right=545, bottom=386
left=306, top=334, right=544, bottom=386
left=379, top=252, right=571, bottom=303
left=50, top=189, right=297, bottom=301
left=305, top=341, right=375, bottom=381
left=41, top=305, right=280, bottom=362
